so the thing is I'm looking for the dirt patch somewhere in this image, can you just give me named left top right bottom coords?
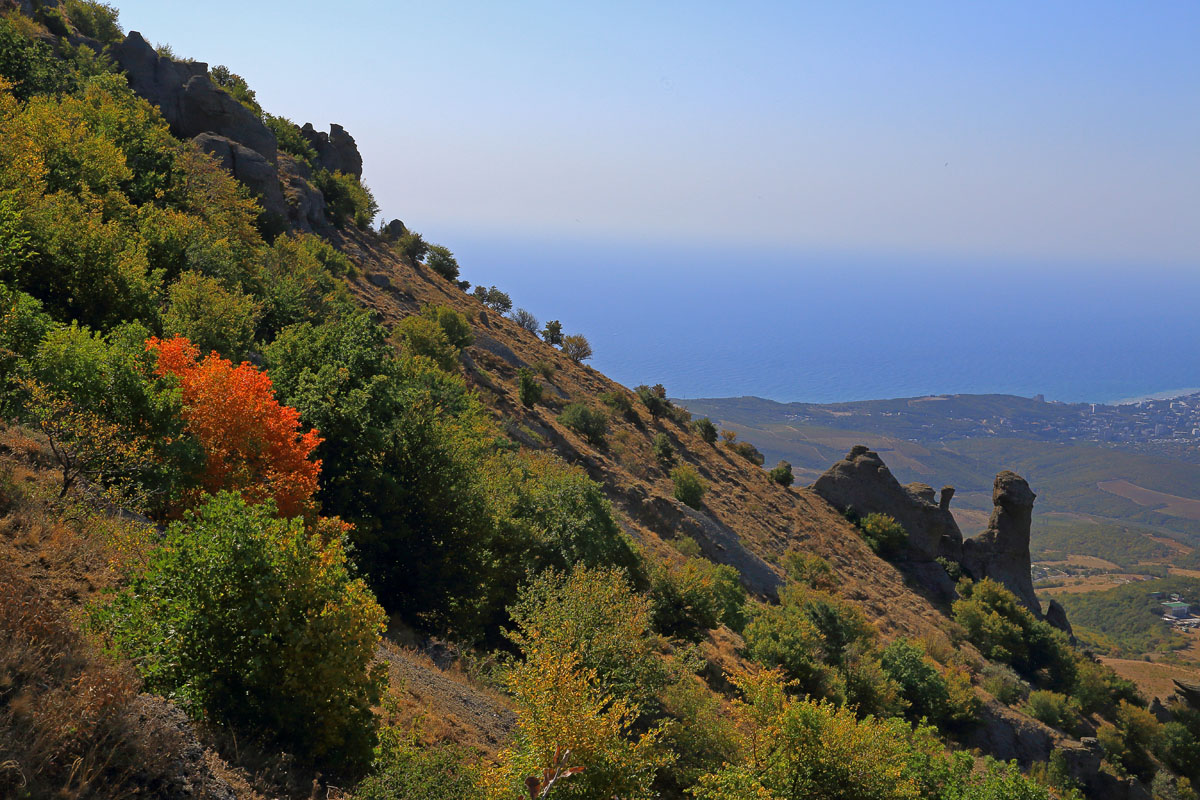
left=1038, top=574, right=1153, bottom=595
left=377, top=639, right=515, bottom=755
left=1098, top=480, right=1200, bottom=521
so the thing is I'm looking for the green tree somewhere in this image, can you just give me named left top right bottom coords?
left=425, top=243, right=460, bottom=281
left=541, top=318, right=563, bottom=345
left=653, top=432, right=675, bottom=464
left=473, top=285, right=512, bottom=313
left=314, top=169, right=378, bottom=228
left=394, top=314, right=458, bottom=371
left=96, top=493, right=387, bottom=775
left=858, top=512, right=907, bottom=557
left=512, top=307, right=539, bottom=333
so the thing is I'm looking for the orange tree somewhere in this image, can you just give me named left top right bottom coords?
left=146, top=334, right=320, bottom=517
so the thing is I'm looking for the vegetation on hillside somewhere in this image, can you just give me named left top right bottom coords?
left=2, top=6, right=1197, bottom=799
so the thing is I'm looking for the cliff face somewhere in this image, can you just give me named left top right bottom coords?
left=961, top=471, right=1041, bottom=613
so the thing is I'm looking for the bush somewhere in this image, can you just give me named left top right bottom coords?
left=560, top=402, right=607, bottom=446
left=421, top=303, right=473, bottom=349
left=1024, top=690, right=1083, bottom=735
left=653, top=432, right=675, bottom=464
left=562, top=333, right=593, bottom=363
left=601, top=390, right=638, bottom=422
left=650, top=557, right=746, bottom=640
left=636, top=383, right=670, bottom=417
left=769, top=460, right=794, bottom=487
left=672, top=465, right=707, bottom=508
left=96, top=493, right=387, bottom=775
left=691, top=416, right=718, bottom=444
left=396, top=230, right=429, bottom=263
left=858, top=512, right=908, bottom=557
left=953, top=578, right=1079, bottom=691
left=981, top=663, right=1028, bottom=705
left=0, top=16, right=75, bottom=99
left=424, top=244, right=459, bottom=281
left=264, top=114, right=317, bottom=164
left=516, top=367, right=541, bottom=407
left=541, top=319, right=563, bottom=345
left=472, top=285, right=512, bottom=313
left=507, top=567, right=665, bottom=707
left=728, top=439, right=765, bottom=465
left=314, top=169, right=378, bottom=228
left=880, top=638, right=952, bottom=723
left=355, top=734, right=482, bottom=800
left=394, top=315, right=458, bottom=371
left=210, top=65, right=261, bottom=115
left=512, top=307, right=539, bottom=333
left=63, top=0, right=124, bottom=44
left=162, top=272, right=260, bottom=359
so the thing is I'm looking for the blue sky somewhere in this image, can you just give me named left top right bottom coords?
left=111, top=1, right=1199, bottom=266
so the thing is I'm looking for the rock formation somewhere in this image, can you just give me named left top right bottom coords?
left=193, top=133, right=287, bottom=223
left=1045, top=598, right=1074, bottom=637
left=961, top=471, right=1040, bottom=613
left=811, top=446, right=963, bottom=561
left=300, top=123, right=363, bottom=178
left=113, top=33, right=277, bottom=162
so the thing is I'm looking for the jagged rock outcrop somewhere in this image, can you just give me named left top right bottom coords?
left=277, top=155, right=329, bottom=232
left=1045, top=597, right=1074, bottom=637
left=112, top=33, right=277, bottom=163
left=811, top=446, right=963, bottom=561
left=300, top=122, right=363, bottom=178
left=962, top=471, right=1040, bottom=613
left=193, top=133, right=287, bottom=222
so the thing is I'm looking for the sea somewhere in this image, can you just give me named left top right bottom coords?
left=438, top=232, right=1200, bottom=406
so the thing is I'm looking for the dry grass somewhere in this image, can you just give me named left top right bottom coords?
left=1100, top=657, right=1200, bottom=703
left=1098, top=479, right=1200, bottom=521
left=0, top=563, right=185, bottom=799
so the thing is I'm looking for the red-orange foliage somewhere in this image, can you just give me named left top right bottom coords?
left=146, top=336, right=322, bottom=517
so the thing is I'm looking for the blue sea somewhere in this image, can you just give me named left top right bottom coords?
left=437, top=232, right=1200, bottom=405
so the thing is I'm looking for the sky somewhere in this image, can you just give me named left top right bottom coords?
left=109, top=1, right=1200, bottom=267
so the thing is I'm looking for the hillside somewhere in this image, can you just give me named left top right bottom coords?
left=2, top=4, right=1198, bottom=800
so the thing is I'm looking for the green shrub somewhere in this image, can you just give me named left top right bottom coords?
left=981, top=663, right=1028, bottom=705
left=394, top=314, right=458, bottom=371
left=530, top=359, right=556, bottom=379
left=96, top=493, right=387, bottom=775
left=63, top=0, right=124, bottom=44
left=653, top=432, right=675, bottom=464
left=354, top=733, right=482, bottom=800
left=424, top=244, right=459, bottom=281
left=314, top=169, right=378, bottom=228
left=0, top=16, right=75, bottom=99
left=672, top=464, right=706, bottom=508
left=769, top=460, right=794, bottom=487
left=541, top=318, right=563, bottom=345
left=953, top=578, right=1078, bottom=691
left=162, top=272, right=260, bottom=359
left=1024, top=690, right=1083, bottom=735
left=512, top=307, right=538, bottom=332
left=516, top=368, right=541, bottom=407
left=858, top=512, right=907, bottom=557
left=396, top=230, right=429, bottom=262
left=507, top=567, right=666, bottom=707
left=691, top=416, right=718, bottom=444
left=727, top=438, right=765, bottom=465
left=650, top=557, right=746, bottom=640
left=936, top=555, right=963, bottom=581
left=264, top=114, right=317, bottom=163
left=421, top=303, right=473, bottom=349
left=209, top=65, right=261, bottom=115
left=636, top=383, right=670, bottom=417
left=560, top=402, right=607, bottom=446
left=562, top=333, right=593, bottom=363
left=880, top=638, right=952, bottom=723
left=601, top=390, right=638, bottom=422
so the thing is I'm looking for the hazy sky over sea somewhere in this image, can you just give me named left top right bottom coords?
left=113, top=1, right=1199, bottom=268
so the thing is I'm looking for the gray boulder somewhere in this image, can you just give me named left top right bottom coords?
left=962, top=471, right=1040, bottom=613
left=1045, top=597, right=1074, bottom=637
left=112, top=32, right=277, bottom=163
left=300, top=122, right=363, bottom=178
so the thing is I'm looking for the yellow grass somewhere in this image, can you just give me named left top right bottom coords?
left=1098, top=480, right=1200, bottom=521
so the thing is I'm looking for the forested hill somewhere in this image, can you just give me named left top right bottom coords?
left=1, top=3, right=1197, bottom=799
